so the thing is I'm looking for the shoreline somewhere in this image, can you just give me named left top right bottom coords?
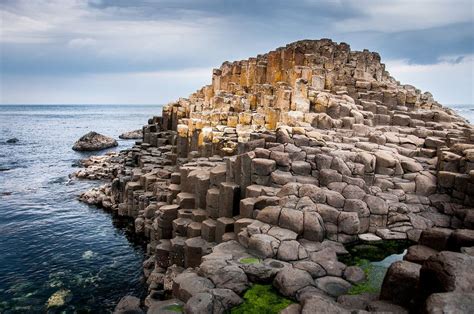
left=76, top=39, right=474, bottom=313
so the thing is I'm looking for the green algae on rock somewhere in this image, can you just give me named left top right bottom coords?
left=231, top=284, right=293, bottom=314
left=341, top=240, right=413, bottom=295
left=339, top=240, right=412, bottom=265
left=163, top=303, right=184, bottom=313
left=238, top=257, right=261, bottom=264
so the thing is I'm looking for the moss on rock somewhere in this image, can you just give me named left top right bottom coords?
left=231, top=284, right=293, bottom=314
left=164, top=303, right=184, bottom=313
left=239, top=257, right=261, bottom=264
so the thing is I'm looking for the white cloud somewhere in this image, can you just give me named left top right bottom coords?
left=335, top=0, right=473, bottom=33
left=68, top=37, right=97, bottom=48
left=385, top=55, right=474, bottom=104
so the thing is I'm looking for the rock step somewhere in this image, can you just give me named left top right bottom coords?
left=155, top=236, right=215, bottom=270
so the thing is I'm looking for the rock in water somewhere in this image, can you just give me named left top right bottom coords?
left=113, top=295, right=143, bottom=314
left=119, top=129, right=143, bottom=139
left=6, top=137, right=19, bottom=143
left=72, top=131, right=118, bottom=151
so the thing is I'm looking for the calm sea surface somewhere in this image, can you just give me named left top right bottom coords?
left=0, top=105, right=162, bottom=313
left=0, top=103, right=472, bottom=313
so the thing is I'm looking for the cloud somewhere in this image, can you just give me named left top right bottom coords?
left=68, top=37, right=97, bottom=48
left=0, top=0, right=473, bottom=104
left=385, top=55, right=474, bottom=104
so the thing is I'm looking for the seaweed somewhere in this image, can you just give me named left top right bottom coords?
left=164, top=304, right=184, bottom=313
left=231, top=284, right=293, bottom=314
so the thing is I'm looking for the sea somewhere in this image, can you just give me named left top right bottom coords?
left=0, top=104, right=162, bottom=313
left=0, top=103, right=472, bottom=313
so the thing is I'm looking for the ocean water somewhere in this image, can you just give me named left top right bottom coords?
left=0, top=105, right=162, bottom=313
left=449, top=103, right=474, bottom=123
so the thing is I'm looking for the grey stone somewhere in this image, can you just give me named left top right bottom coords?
left=380, top=261, right=421, bottom=307
left=277, top=240, right=301, bottom=261
left=315, top=276, right=352, bottom=297
left=424, top=292, right=474, bottom=314
left=303, top=211, right=325, bottom=241
left=302, top=295, right=350, bottom=314
left=364, top=195, right=388, bottom=215
left=252, top=158, right=276, bottom=176
left=342, top=184, right=366, bottom=199
left=248, top=234, right=279, bottom=258
left=183, top=293, right=213, bottom=314
left=419, top=251, right=474, bottom=298
left=114, top=295, right=143, bottom=314
left=404, top=245, right=438, bottom=265
left=293, top=261, right=326, bottom=278
left=343, top=266, right=366, bottom=284
left=273, top=267, right=314, bottom=297
left=367, top=300, right=408, bottom=313
left=73, top=131, right=118, bottom=151
left=279, top=208, right=304, bottom=234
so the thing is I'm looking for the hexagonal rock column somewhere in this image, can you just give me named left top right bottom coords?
left=184, top=237, right=207, bottom=268
left=218, top=182, right=240, bottom=218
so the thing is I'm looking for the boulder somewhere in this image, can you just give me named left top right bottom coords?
left=404, top=245, right=438, bottom=265
left=367, top=300, right=408, bottom=313
left=273, top=267, right=314, bottom=297
left=147, top=299, right=184, bottom=314
left=277, top=240, right=302, bottom=261
left=207, top=265, right=249, bottom=294
left=248, top=234, right=279, bottom=258
left=419, top=228, right=452, bottom=251
left=303, top=211, right=325, bottom=241
left=72, top=131, right=118, bottom=151
left=419, top=251, right=474, bottom=298
left=337, top=293, right=378, bottom=311
left=280, top=303, right=302, bottom=314
left=6, top=137, right=19, bottom=143
left=113, top=295, right=143, bottom=314
left=364, top=195, right=388, bottom=215
left=343, top=266, right=366, bottom=284
left=183, top=293, right=213, bottom=314
left=293, top=260, right=326, bottom=278
left=424, top=292, right=474, bottom=314
left=342, top=185, right=366, bottom=200
left=119, top=129, right=143, bottom=139
left=314, top=276, right=352, bottom=297
left=211, top=288, right=243, bottom=313
left=380, top=261, right=421, bottom=308
left=302, top=295, right=350, bottom=314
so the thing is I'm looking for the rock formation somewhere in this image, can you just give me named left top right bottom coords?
left=72, top=131, right=118, bottom=151
left=75, top=39, right=474, bottom=313
left=120, top=129, right=143, bottom=140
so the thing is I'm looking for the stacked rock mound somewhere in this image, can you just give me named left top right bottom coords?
left=77, top=39, right=474, bottom=313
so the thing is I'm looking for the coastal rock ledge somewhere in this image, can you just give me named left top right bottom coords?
left=74, top=39, right=474, bottom=314
left=72, top=131, right=118, bottom=151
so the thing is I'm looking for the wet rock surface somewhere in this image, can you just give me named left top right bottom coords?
left=74, top=39, right=474, bottom=313
left=72, top=131, right=118, bottom=151
left=120, top=129, right=143, bottom=140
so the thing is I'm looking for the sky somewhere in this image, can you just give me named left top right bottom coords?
left=0, top=0, right=473, bottom=105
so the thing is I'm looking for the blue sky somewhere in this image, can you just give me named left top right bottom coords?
left=0, top=0, right=473, bottom=104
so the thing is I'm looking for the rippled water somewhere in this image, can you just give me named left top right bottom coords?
left=449, top=103, right=474, bottom=123
left=0, top=105, right=162, bottom=313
